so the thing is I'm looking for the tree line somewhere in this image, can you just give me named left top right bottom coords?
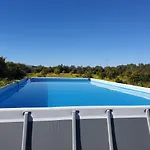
left=0, top=56, right=150, bottom=87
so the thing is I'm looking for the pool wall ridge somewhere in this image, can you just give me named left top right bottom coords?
left=0, top=106, right=150, bottom=123
left=0, top=78, right=28, bottom=102
left=91, top=78, right=150, bottom=94
left=91, top=81, right=150, bottom=100
left=30, top=77, right=89, bottom=82
left=0, top=77, right=28, bottom=91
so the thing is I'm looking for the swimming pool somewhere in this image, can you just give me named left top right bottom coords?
left=1, top=78, right=150, bottom=150
left=0, top=77, right=150, bottom=108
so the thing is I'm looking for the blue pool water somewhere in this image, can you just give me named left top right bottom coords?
left=0, top=78, right=150, bottom=108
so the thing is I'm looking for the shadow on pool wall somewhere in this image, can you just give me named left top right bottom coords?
left=0, top=77, right=49, bottom=108
left=0, top=78, right=28, bottom=103
left=30, top=77, right=89, bottom=82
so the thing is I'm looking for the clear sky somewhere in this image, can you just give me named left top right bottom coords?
left=0, top=0, right=150, bottom=66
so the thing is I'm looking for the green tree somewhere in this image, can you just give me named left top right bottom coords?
left=41, top=68, right=49, bottom=76
left=6, top=62, right=26, bottom=79
left=0, top=56, right=7, bottom=77
left=54, top=68, right=61, bottom=74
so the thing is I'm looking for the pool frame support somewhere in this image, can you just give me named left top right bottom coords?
left=21, top=112, right=29, bottom=150
left=106, top=109, right=114, bottom=150
left=146, top=109, right=150, bottom=135
left=72, top=111, right=77, bottom=150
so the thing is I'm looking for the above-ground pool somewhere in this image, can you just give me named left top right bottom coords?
left=0, top=78, right=150, bottom=150
left=0, top=77, right=150, bottom=108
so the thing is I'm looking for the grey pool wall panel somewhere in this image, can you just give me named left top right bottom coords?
left=0, top=106, right=150, bottom=150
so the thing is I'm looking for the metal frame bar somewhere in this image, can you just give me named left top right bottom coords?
left=146, top=109, right=150, bottom=134
left=106, top=110, right=114, bottom=150
left=72, top=111, right=77, bottom=150
left=21, top=112, right=29, bottom=150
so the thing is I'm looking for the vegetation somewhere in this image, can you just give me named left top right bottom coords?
left=0, top=56, right=150, bottom=88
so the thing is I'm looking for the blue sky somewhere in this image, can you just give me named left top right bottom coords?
left=0, top=0, right=150, bottom=66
